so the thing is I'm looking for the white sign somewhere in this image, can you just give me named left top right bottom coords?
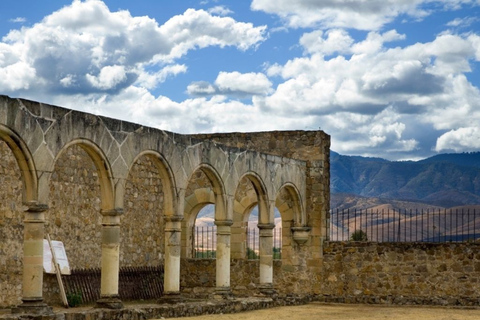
left=43, top=239, right=71, bottom=275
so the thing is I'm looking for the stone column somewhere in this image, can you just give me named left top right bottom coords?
left=15, top=202, right=53, bottom=315
left=215, top=220, right=233, bottom=296
left=163, top=215, right=182, bottom=299
left=258, top=223, right=275, bottom=294
left=96, top=209, right=123, bottom=309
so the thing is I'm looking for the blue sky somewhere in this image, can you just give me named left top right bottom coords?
left=1, top=0, right=480, bottom=160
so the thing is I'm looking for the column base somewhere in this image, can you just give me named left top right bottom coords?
left=258, top=284, right=277, bottom=296
left=158, top=292, right=184, bottom=304
left=96, top=295, right=123, bottom=309
left=12, top=299, right=53, bottom=315
left=213, top=287, right=232, bottom=300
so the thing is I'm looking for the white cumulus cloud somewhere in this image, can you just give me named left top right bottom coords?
left=187, top=71, right=273, bottom=97
left=251, top=0, right=477, bottom=30
left=215, top=71, right=273, bottom=95
left=208, top=6, right=233, bottom=16
left=436, top=127, right=480, bottom=152
left=0, top=0, right=266, bottom=96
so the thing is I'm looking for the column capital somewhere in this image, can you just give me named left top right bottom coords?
left=292, top=226, right=311, bottom=245
left=165, top=215, right=183, bottom=223
left=257, top=223, right=275, bottom=230
left=101, top=208, right=124, bottom=217
left=23, top=201, right=48, bottom=213
left=24, top=202, right=48, bottom=223
left=23, top=202, right=49, bottom=213
left=214, top=219, right=233, bottom=227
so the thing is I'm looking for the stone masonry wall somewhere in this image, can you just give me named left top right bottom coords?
left=321, top=242, right=480, bottom=306
left=180, top=258, right=272, bottom=297
left=0, top=96, right=320, bottom=309
left=43, top=149, right=168, bottom=306
left=47, top=145, right=102, bottom=269
left=180, top=257, right=316, bottom=297
left=0, top=141, right=24, bottom=307
left=192, top=131, right=330, bottom=294
left=44, top=144, right=103, bottom=305
left=122, top=154, right=165, bottom=267
left=192, top=131, right=329, bottom=162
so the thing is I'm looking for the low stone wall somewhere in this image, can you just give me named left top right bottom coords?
left=180, top=259, right=261, bottom=297
left=2, top=296, right=317, bottom=320
left=321, top=242, right=480, bottom=306
left=180, top=258, right=321, bottom=297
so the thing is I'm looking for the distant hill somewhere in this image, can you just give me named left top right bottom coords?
left=331, top=151, right=480, bottom=208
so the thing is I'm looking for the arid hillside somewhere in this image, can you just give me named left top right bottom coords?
left=331, top=151, right=480, bottom=207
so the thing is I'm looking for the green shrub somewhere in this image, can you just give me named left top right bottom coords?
left=66, top=292, right=82, bottom=307
left=350, top=229, right=368, bottom=241
left=247, top=247, right=259, bottom=259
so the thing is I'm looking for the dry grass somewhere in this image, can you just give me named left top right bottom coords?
left=162, top=302, right=480, bottom=320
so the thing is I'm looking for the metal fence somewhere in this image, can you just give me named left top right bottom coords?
left=62, top=265, right=164, bottom=305
left=193, top=226, right=282, bottom=259
left=194, top=226, right=217, bottom=258
left=247, top=227, right=282, bottom=260
left=329, top=208, right=480, bottom=242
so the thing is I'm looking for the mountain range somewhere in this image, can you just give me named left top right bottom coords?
left=331, top=151, right=480, bottom=209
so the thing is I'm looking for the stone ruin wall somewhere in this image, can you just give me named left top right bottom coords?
left=0, top=141, right=168, bottom=307
left=122, top=154, right=165, bottom=268
left=3, top=102, right=480, bottom=308
left=0, top=96, right=320, bottom=309
left=191, top=131, right=330, bottom=295
left=0, top=126, right=329, bottom=306
left=42, top=150, right=166, bottom=305
left=0, top=140, right=24, bottom=307
left=321, top=242, right=480, bottom=306
left=179, top=156, right=318, bottom=297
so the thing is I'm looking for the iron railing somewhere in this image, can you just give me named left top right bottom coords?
left=62, top=265, right=164, bottom=304
left=193, top=226, right=282, bottom=259
left=194, top=226, right=217, bottom=258
left=329, top=208, right=480, bottom=242
left=246, top=227, right=282, bottom=260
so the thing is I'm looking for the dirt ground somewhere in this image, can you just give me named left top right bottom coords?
left=161, top=302, right=480, bottom=320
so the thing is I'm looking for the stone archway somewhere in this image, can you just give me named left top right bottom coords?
left=0, top=125, right=48, bottom=310
left=0, top=125, right=37, bottom=204
left=182, top=187, right=215, bottom=259
left=231, top=172, right=275, bottom=293
left=0, top=139, right=30, bottom=307
left=122, top=153, right=166, bottom=267
left=275, top=183, right=305, bottom=266
left=185, top=164, right=230, bottom=293
left=47, top=139, right=123, bottom=308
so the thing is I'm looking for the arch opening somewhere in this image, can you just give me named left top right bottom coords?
left=46, top=144, right=103, bottom=271
left=193, top=204, right=216, bottom=259
left=182, top=168, right=219, bottom=259
left=122, top=153, right=167, bottom=267
left=0, top=125, right=37, bottom=204
left=245, top=205, right=282, bottom=260
left=231, top=174, right=272, bottom=260
left=275, top=183, right=305, bottom=265
left=0, top=139, right=27, bottom=307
